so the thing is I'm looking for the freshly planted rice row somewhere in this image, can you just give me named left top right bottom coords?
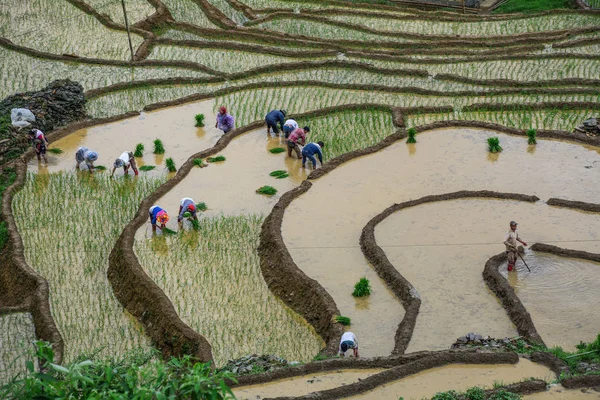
left=83, top=0, right=155, bottom=25
left=12, top=173, right=166, bottom=362
left=134, top=215, right=324, bottom=366
left=161, top=0, right=220, bottom=28
left=0, top=313, right=37, bottom=385
left=205, top=0, right=248, bottom=25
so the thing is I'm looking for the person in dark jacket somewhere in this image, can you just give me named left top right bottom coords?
left=301, top=141, right=325, bottom=169
left=265, top=109, right=286, bottom=136
left=29, top=129, right=49, bottom=163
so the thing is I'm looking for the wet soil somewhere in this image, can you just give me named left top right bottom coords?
left=282, top=128, right=600, bottom=357
left=524, top=384, right=600, bottom=399
left=347, top=359, right=554, bottom=400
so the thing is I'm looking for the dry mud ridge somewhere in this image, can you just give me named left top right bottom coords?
left=1, top=0, right=600, bottom=397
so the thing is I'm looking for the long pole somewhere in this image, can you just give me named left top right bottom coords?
left=518, top=253, right=531, bottom=272
left=121, top=0, right=135, bottom=62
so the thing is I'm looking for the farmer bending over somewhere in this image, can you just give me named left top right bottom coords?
left=178, top=197, right=198, bottom=228
left=111, top=151, right=138, bottom=177
left=149, top=205, right=169, bottom=232
left=504, top=220, right=527, bottom=271
left=302, top=141, right=324, bottom=169
left=287, top=126, right=309, bottom=159
left=338, top=332, right=359, bottom=358
left=29, top=129, right=48, bottom=163
left=265, top=109, right=286, bottom=136
left=75, top=146, right=98, bottom=173
left=283, top=118, right=298, bottom=138
left=215, top=106, right=235, bottom=134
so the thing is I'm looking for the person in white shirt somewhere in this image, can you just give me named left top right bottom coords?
left=338, top=332, right=359, bottom=357
left=503, top=220, right=527, bottom=272
left=283, top=119, right=299, bottom=138
left=111, top=151, right=138, bottom=177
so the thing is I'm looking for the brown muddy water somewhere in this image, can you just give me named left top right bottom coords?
left=282, top=128, right=600, bottom=357
left=233, top=369, right=385, bottom=400
left=525, top=384, right=600, bottom=399
left=29, top=99, right=221, bottom=175
left=377, top=199, right=600, bottom=352
left=348, top=359, right=554, bottom=400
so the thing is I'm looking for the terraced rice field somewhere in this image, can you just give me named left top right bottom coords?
left=1, top=0, right=600, bottom=398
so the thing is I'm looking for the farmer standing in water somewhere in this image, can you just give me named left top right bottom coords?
left=149, top=205, right=169, bottom=232
left=75, top=147, right=98, bottom=173
left=111, top=151, right=138, bottom=177
left=264, top=109, right=286, bottom=137
left=215, top=106, right=235, bottom=134
left=29, top=129, right=48, bottom=163
left=177, top=197, right=198, bottom=229
left=504, top=220, right=527, bottom=271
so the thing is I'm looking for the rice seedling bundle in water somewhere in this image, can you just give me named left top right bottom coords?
left=193, top=158, right=206, bottom=167
left=134, top=143, right=145, bottom=158
left=487, top=137, right=503, bottom=153
left=335, top=316, right=351, bottom=326
left=165, top=157, right=176, bottom=172
left=256, top=186, right=277, bottom=195
left=269, top=147, right=286, bottom=154
left=195, top=113, right=205, bottom=127
left=196, top=202, right=207, bottom=211
left=352, top=277, right=372, bottom=297
left=94, top=165, right=107, bottom=171
left=406, top=127, right=417, bottom=144
left=48, top=148, right=63, bottom=154
left=269, top=170, right=288, bottom=179
left=527, top=129, right=537, bottom=145
left=162, top=227, right=178, bottom=235
left=153, top=139, right=165, bottom=154
left=139, top=165, right=155, bottom=171
left=207, top=156, right=226, bottom=162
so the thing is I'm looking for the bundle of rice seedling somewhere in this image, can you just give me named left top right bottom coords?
left=162, top=227, right=178, bottom=235
left=94, top=165, right=106, bottom=171
left=193, top=158, right=206, bottom=167
left=487, top=137, right=503, bottom=153
left=352, top=277, right=372, bottom=297
left=406, top=127, right=417, bottom=144
left=195, top=202, right=207, bottom=211
left=153, top=139, right=165, bottom=154
left=134, top=143, right=144, bottom=157
left=139, top=165, right=155, bottom=171
left=165, top=158, right=176, bottom=172
left=527, top=129, right=537, bottom=145
left=269, top=147, right=286, bottom=154
left=48, top=148, right=63, bottom=154
left=334, top=316, right=351, bottom=326
left=207, top=156, right=226, bottom=162
left=269, top=170, right=288, bottom=179
left=195, top=114, right=205, bottom=127
left=256, top=186, right=277, bottom=195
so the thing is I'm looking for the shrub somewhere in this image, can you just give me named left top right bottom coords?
left=432, top=391, right=459, bottom=400
left=487, top=137, right=503, bottom=153
left=334, top=316, right=351, bottom=326
left=139, top=165, right=155, bottom=171
left=207, top=156, right=226, bottom=162
left=193, top=158, right=206, bottom=167
left=195, top=113, right=205, bottom=127
left=165, top=158, right=176, bottom=172
left=134, top=143, right=144, bottom=157
left=406, top=127, right=417, bottom=144
left=196, top=202, right=207, bottom=211
left=153, top=139, right=165, bottom=154
left=48, top=148, right=63, bottom=154
left=256, top=186, right=277, bottom=195
left=352, top=277, right=372, bottom=297
left=489, top=390, right=521, bottom=400
left=269, top=147, right=286, bottom=154
left=465, top=386, right=486, bottom=400
left=527, top=129, right=537, bottom=145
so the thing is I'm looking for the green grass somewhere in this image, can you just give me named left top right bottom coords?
left=153, top=139, right=165, bottom=154
left=134, top=143, right=144, bottom=158
left=256, top=186, right=277, bottom=196
left=195, top=114, right=205, bottom=127
left=165, top=157, right=176, bottom=172
left=527, top=129, right=537, bottom=145
left=207, top=156, right=226, bottom=163
left=493, top=0, right=573, bottom=14
left=139, top=165, right=156, bottom=171
left=269, top=147, right=286, bottom=154
left=487, top=137, right=503, bottom=153
left=334, top=316, right=351, bottom=326
left=193, top=158, right=206, bottom=167
left=196, top=202, right=207, bottom=211
left=162, top=227, right=178, bottom=235
left=48, top=148, right=63, bottom=155
left=406, top=127, right=417, bottom=144
left=432, top=386, right=521, bottom=400
left=352, top=277, right=372, bottom=297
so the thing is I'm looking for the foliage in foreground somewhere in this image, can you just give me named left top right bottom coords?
left=352, top=277, right=372, bottom=297
left=493, top=0, right=573, bottom=14
left=0, top=341, right=236, bottom=400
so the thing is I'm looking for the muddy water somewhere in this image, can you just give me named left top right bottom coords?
left=30, top=99, right=220, bottom=175
left=507, top=253, right=600, bottom=350
left=525, top=384, right=600, bottom=399
left=348, top=359, right=554, bottom=400
left=233, top=369, right=385, bottom=400
left=377, top=199, right=600, bottom=352
left=282, top=128, right=600, bottom=357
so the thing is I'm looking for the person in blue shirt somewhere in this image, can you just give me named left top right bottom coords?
left=148, top=205, right=169, bottom=232
left=301, top=141, right=325, bottom=169
left=177, top=197, right=198, bottom=228
left=265, top=109, right=286, bottom=136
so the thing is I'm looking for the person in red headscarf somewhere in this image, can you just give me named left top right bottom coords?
left=215, top=106, right=235, bottom=133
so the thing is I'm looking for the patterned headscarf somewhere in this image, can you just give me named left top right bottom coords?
left=156, top=210, right=169, bottom=225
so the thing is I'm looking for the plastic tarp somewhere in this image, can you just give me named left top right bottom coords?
left=11, top=108, right=36, bottom=128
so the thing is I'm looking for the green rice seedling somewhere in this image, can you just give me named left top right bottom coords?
left=527, top=129, right=537, bottom=145
left=352, top=277, right=372, bottom=298
left=194, top=114, right=205, bottom=127
left=153, top=139, right=165, bottom=154
left=256, top=186, right=277, bottom=196
left=193, top=158, right=206, bottom=167
left=269, top=170, right=287, bottom=177
left=195, top=202, right=207, bottom=211
left=48, top=148, right=63, bottom=154
left=183, top=212, right=191, bottom=218
left=162, top=227, right=178, bottom=235
left=191, top=219, right=200, bottom=230
left=94, top=165, right=107, bottom=171
left=269, top=147, right=286, bottom=154
left=487, top=137, right=503, bottom=153
left=276, top=173, right=289, bottom=179
left=406, top=128, right=417, bottom=144
left=134, top=143, right=144, bottom=158
left=165, top=158, right=176, bottom=172
left=334, top=316, right=351, bottom=326
left=207, top=156, right=226, bottom=162
left=139, top=165, right=156, bottom=171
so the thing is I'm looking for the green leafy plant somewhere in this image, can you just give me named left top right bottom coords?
left=352, top=277, right=371, bottom=297
left=334, top=315, right=351, bottom=326
left=207, top=156, right=226, bottom=162
left=256, top=186, right=277, bottom=196
left=487, top=137, right=503, bottom=153
left=196, top=202, right=207, bottom=211
left=406, top=127, right=417, bottom=144
left=269, top=170, right=288, bottom=179
left=139, top=165, right=155, bottom=171
left=94, top=165, right=106, bottom=171
left=165, top=158, right=176, bottom=172
left=48, top=148, right=63, bottom=154
left=162, top=227, right=178, bottom=235
left=465, top=387, right=485, bottom=400
left=489, top=390, right=522, bottom=400
left=432, top=390, right=459, bottom=400
left=193, top=158, right=206, bottom=167
left=153, top=139, right=165, bottom=154
left=527, top=129, right=537, bottom=145
left=134, top=143, right=144, bottom=157
left=195, top=113, right=205, bottom=127
left=269, top=147, right=286, bottom=154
